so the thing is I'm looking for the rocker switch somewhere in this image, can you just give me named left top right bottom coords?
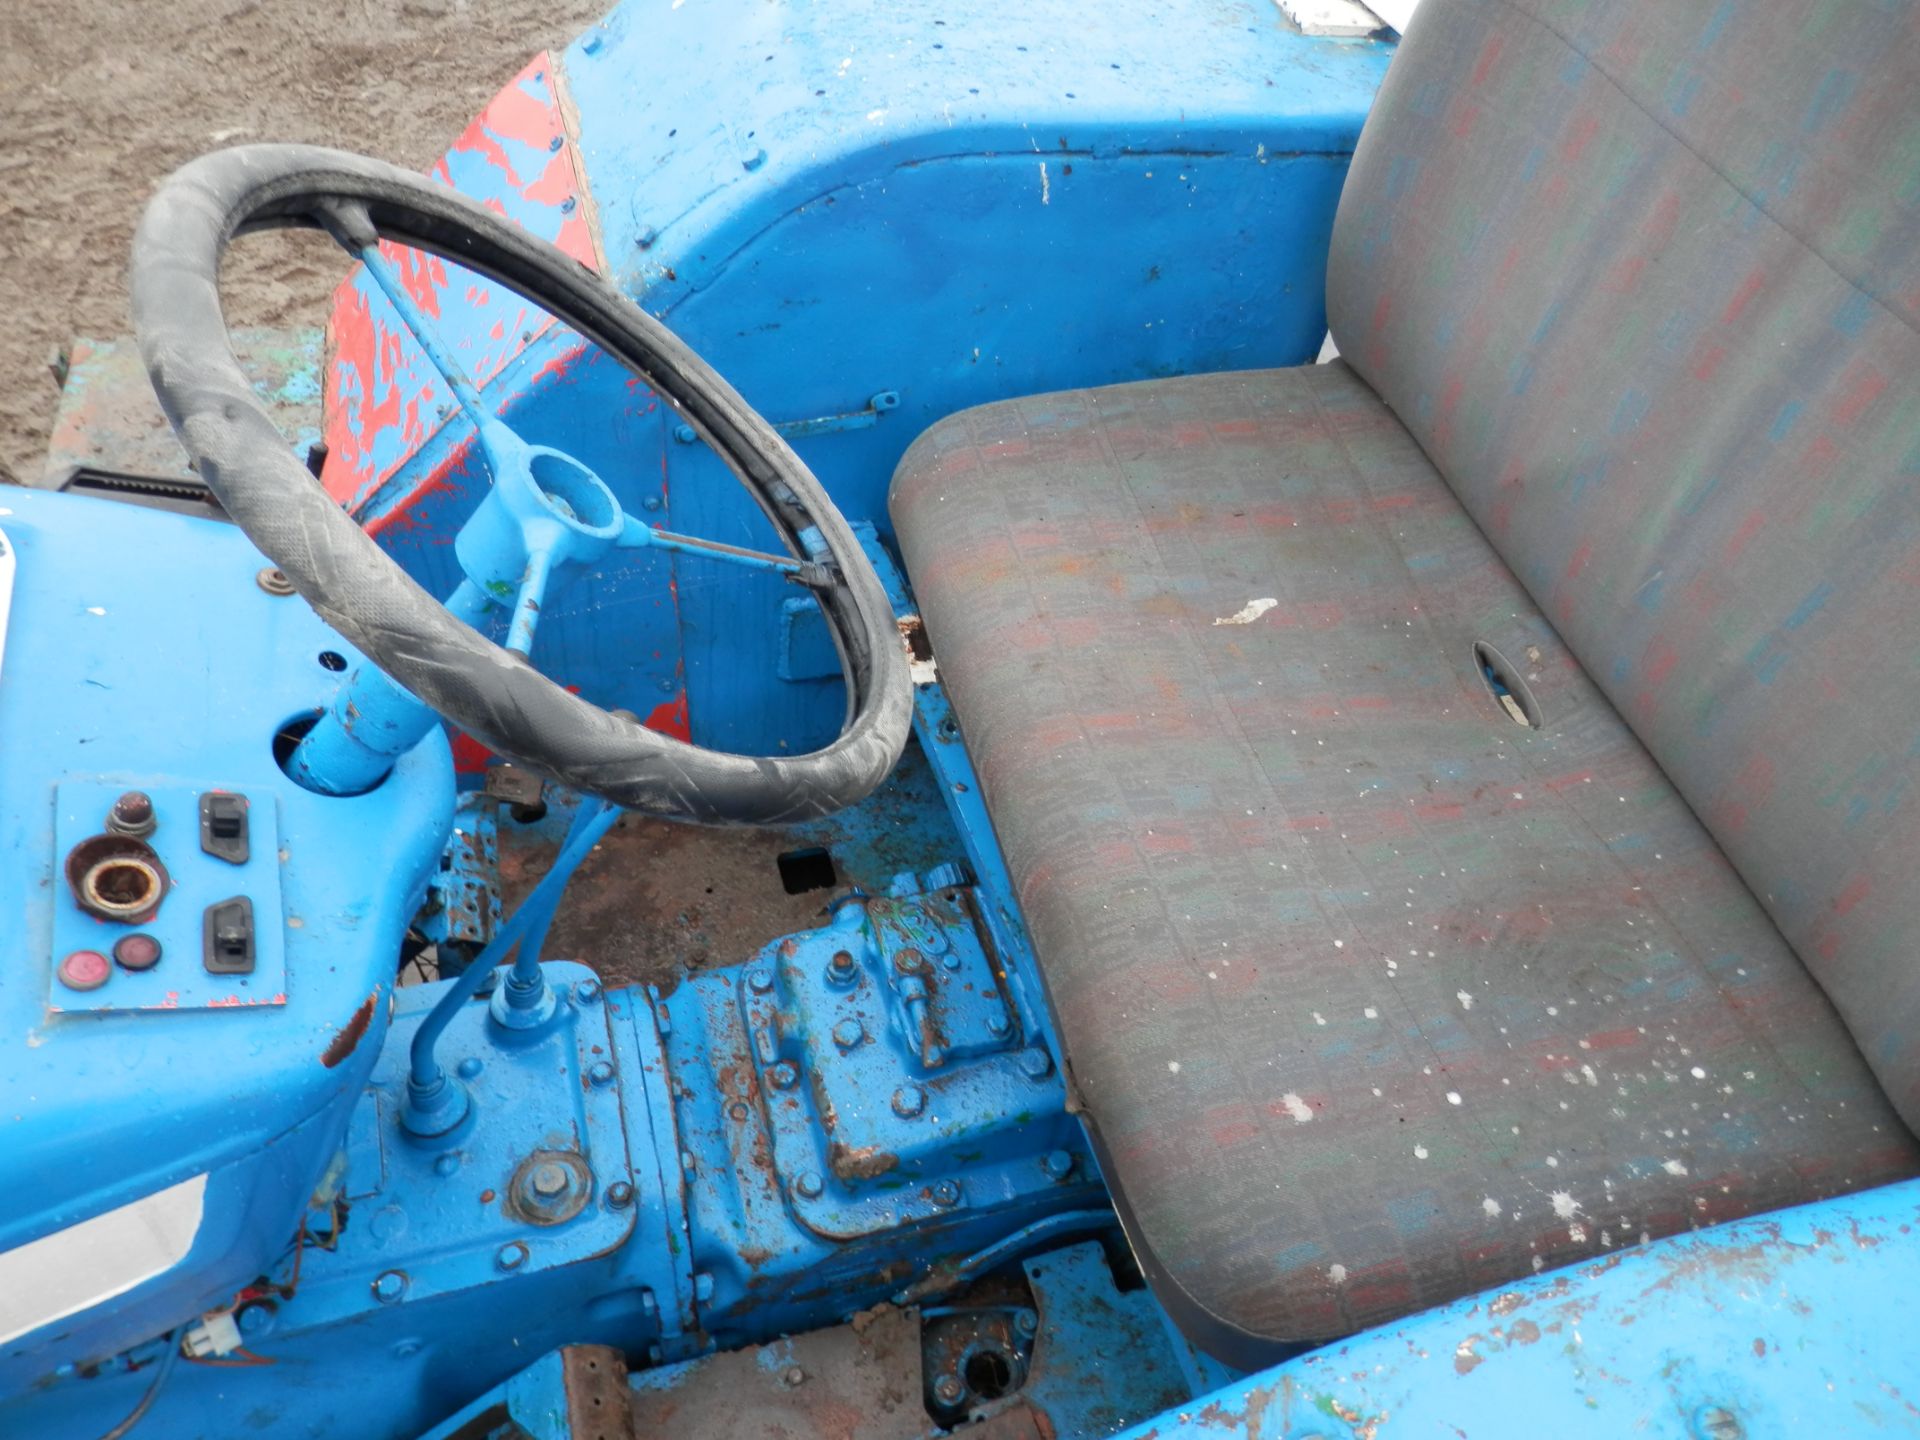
left=200, top=792, right=250, bottom=865
left=203, top=897, right=256, bottom=975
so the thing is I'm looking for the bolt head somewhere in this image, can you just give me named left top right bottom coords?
left=891, top=1084, right=926, bottom=1118
left=606, top=1182, right=635, bottom=1210
left=457, top=1056, right=484, bottom=1080
left=575, top=978, right=602, bottom=1005
left=529, top=1162, right=570, bottom=1199
left=832, top=1017, right=866, bottom=1050
left=1043, top=1150, right=1075, bottom=1181
left=433, top=1152, right=463, bottom=1177
left=1014, top=1309, right=1038, bottom=1337
left=496, top=1242, right=529, bottom=1273
left=747, top=967, right=775, bottom=995
left=934, top=1374, right=965, bottom=1404
left=1018, top=1047, right=1054, bottom=1079
left=986, top=1011, right=1012, bottom=1038
left=795, top=1171, right=824, bottom=1200
left=109, top=791, right=155, bottom=835
left=893, top=947, right=925, bottom=975
left=588, top=1060, right=617, bottom=1087
left=930, top=1180, right=962, bottom=1208
left=372, top=1270, right=408, bottom=1303
left=767, top=1061, right=798, bottom=1090
left=826, top=949, right=857, bottom=983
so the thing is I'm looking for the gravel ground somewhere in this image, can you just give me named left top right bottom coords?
left=0, top=0, right=607, bottom=484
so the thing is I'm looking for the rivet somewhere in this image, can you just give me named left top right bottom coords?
left=496, top=1242, right=529, bottom=1273
left=728, top=1101, right=750, bottom=1121
left=606, top=1182, right=635, bottom=1210
left=433, top=1152, right=462, bottom=1177
left=931, top=1180, right=962, bottom=1208
left=575, top=977, right=602, bottom=1005
left=372, top=1270, right=408, bottom=1304
left=892, top=1084, right=926, bottom=1118
left=588, top=1060, right=616, bottom=1087
left=457, top=1057, right=484, bottom=1080
left=112, top=933, right=163, bottom=971
left=795, top=1172, right=824, bottom=1200
left=1018, top=1047, right=1053, bottom=1079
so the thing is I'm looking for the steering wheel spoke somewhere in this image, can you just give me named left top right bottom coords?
left=617, top=510, right=805, bottom=577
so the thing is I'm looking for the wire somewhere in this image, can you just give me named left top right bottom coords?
left=93, top=1328, right=181, bottom=1440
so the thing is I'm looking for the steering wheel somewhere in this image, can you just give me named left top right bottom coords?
left=129, top=145, right=910, bottom=825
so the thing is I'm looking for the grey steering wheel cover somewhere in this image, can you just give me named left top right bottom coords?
left=130, top=144, right=910, bottom=824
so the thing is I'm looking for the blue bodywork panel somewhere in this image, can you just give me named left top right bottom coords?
left=330, top=0, right=1391, bottom=764
left=0, top=488, right=452, bottom=1389
left=1114, top=1178, right=1920, bottom=1439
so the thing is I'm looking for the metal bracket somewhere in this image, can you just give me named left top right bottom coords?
left=674, top=390, right=899, bottom=445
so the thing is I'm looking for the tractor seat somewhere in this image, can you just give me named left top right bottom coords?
left=889, top=0, right=1920, bottom=1365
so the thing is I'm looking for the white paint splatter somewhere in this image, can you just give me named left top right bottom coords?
left=85, top=606, right=106, bottom=616
left=1550, top=1191, right=1580, bottom=1219
left=1167, top=1061, right=1181, bottom=1074
left=1413, top=1144, right=1429, bottom=1159
left=1038, top=161, right=1050, bottom=204
left=1456, top=990, right=1474, bottom=1010
left=1568, top=1222, right=1587, bottom=1243
left=866, top=108, right=888, bottom=123
left=1690, top=1065, right=1707, bottom=1079
left=1328, top=1263, right=1348, bottom=1284
left=1281, top=1093, right=1314, bottom=1123
left=1661, top=1158, right=1689, bottom=1176
left=1482, top=1196, right=1502, bottom=1217
left=1446, top=1091, right=1462, bottom=1106
left=1213, top=597, right=1278, bottom=626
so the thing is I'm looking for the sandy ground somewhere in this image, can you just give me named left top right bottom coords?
left=0, top=0, right=608, bottom=485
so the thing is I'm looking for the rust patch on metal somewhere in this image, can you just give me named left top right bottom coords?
left=561, top=1344, right=635, bottom=1439
left=829, top=1140, right=900, bottom=1183
left=322, top=990, right=380, bottom=1068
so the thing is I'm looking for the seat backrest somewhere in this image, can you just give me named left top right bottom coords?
left=1326, top=0, right=1920, bottom=1128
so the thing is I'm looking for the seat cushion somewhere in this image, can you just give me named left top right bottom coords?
left=889, top=363, right=1920, bottom=1361
left=1327, top=0, right=1920, bottom=1128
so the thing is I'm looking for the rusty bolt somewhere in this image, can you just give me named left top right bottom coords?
left=606, top=1182, right=635, bottom=1210
left=256, top=566, right=296, bottom=597
left=767, top=1062, right=798, bottom=1090
left=826, top=949, right=857, bottom=984
left=372, top=1271, right=408, bottom=1304
left=496, top=1242, right=529, bottom=1273
left=575, top=977, right=602, bottom=1005
left=933, top=1374, right=965, bottom=1406
left=781, top=1365, right=805, bottom=1388
left=529, top=1163, right=570, bottom=1200
left=794, top=1172, right=825, bottom=1200
left=1043, top=1150, right=1075, bottom=1181
left=832, top=1017, right=866, bottom=1051
left=107, top=791, right=156, bottom=838
left=1018, top=1047, right=1054, bottom=1079
left=893, top=947, right=925, bottom=975
left=891, top=1084, right=926, bottom=1118
left=588, top=1060, right=616, bottom=1087
left=747, top=967, right=775, bottom=995
left=930, top=1180, right=962, bottom=1208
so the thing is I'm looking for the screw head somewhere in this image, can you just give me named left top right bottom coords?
left=832, top=1017, right=866, bottom=1051
left=1043, top=1150, right=1075, bottom=1181
left=781, top=1364, right=805, bottom=1388
left=256, top=566, right=296, bottom=596
left=606, top=1182, right=635, bottom=1210
left=575, top=977, right=602, bottom=1005
left=588, top=1060, right=616, bottom=1087
left=56, top=950, right=112, bottom=992
left=986, top=1011, right=1012, bottom=1039
left=934, top=1374, right=965, bottom=1405
left=930, top=1179, right=962, bottom=1208
left=795, top=1171, right=825, bottom=1200
left=748, top=967, right=775, bottom=995
left=891, top=1084, right=926, bottom=1118
left=767, top=1061, right=798, bottom=1090
left=112, top=933, right=163, bottom=971
left=1018, top=1047, right=1054, bottom=1079
left=529, top=1162, right=570, bottom=1199
left=372, top=1270, right=408, bottom=1304
left=496, top=1242, right=529, bottom=1273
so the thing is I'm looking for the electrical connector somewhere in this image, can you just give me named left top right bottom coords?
left=181, top=1310, right=242, bottom=1359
